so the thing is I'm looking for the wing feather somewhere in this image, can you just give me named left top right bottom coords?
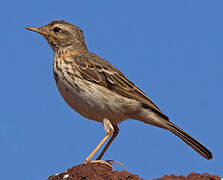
left=72, top=53, right=169, bottom=120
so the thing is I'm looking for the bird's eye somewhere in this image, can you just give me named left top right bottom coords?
left=53, top=27, right=61, bottom=33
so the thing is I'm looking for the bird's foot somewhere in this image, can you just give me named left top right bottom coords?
left=84, top=159, right=113, bottom=168
left=106, top=160, right=128, bottom=171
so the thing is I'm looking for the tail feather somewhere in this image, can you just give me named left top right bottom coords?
left=164, top=121, right=213, bottom=160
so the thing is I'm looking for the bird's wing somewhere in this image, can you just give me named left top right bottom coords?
left=72, top=53, right=169, bottom=121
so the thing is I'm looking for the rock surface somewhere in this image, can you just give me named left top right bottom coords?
left=47, top=161, right=144, bottom=180
left=47, top=162, right=221, bottom=180
left=155, top=173, right=221, bottom=180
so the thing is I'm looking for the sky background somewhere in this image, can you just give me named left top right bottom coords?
left=1, top=1, right=222, bottom=179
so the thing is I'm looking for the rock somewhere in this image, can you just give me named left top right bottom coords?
left=47, top=161, right=144, bottom=180
left=154, top=172, right=221, bottom=180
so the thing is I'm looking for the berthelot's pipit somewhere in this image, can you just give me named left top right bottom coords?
left=26, top=20, right=213, bottom=162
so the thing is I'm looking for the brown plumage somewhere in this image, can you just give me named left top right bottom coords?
left=26, top=20, right=213, bottom=162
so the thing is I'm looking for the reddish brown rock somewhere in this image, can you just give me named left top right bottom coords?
left=154, top=172, right=221, bottom=180
left=47, top=162, right=144, bottom=180
left=47, top=162, right=221, bottom=180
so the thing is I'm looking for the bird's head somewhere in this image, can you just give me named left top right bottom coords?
left=26, top=20, right=87, bottom=52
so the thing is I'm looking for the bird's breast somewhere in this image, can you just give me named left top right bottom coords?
left=53, top=58, right=136, bottom=124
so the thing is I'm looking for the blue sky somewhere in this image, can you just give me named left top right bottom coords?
left=1, top=1, right=222, bottom=179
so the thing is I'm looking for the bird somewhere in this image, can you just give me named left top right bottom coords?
left=26, top=20, right=213, bottom=162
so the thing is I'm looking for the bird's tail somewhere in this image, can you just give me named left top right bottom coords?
left=132, top=106, right=212, bottom=159
left=162, top=121, right=213, bottom=160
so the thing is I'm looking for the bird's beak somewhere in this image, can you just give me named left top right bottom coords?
left=26, top=27, right=48, bottom=36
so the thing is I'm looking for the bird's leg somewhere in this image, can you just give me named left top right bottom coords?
left=96, top=125, right=119, bottom=160
left=85, top=118, right=114, bottom=162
